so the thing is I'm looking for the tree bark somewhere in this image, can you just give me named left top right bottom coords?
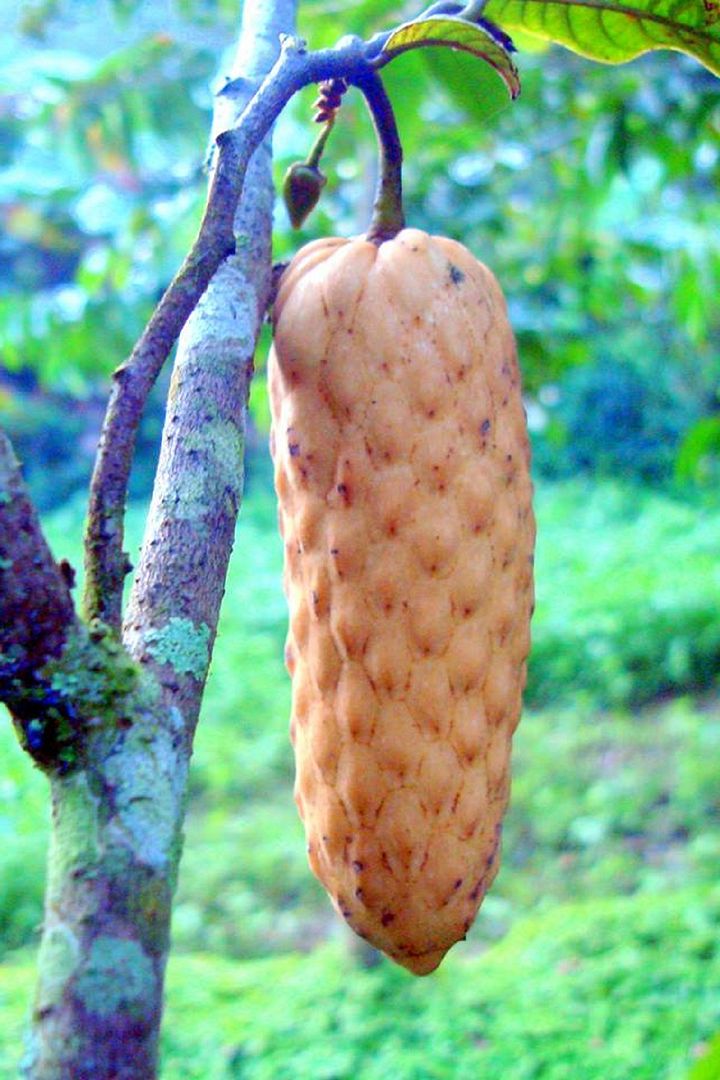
left=21, top=2, right=296, bottom=1076
left=124, top=0, right=297, bottom=728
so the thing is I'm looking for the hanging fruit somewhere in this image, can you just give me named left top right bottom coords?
left=269, top=226, right=535, bottom=974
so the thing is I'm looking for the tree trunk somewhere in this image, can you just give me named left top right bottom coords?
left=21, top=1, right=296, bottom=1076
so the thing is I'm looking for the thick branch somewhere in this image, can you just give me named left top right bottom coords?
left=0, top=431, right=75, bottom=671
left=0, top=430, right=82, bottom=768
left=121, top=0, right=291, bottom=729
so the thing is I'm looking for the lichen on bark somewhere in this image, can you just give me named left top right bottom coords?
left=144, top=618, right=212, bottom=681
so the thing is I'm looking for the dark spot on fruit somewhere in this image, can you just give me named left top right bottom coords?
left=381, top=911, right=396, bottom=927
left=469, top=876, right=485, bottom=901
left=448, top=263, right=465, bottom=284
left=480, top=419, right=491, bottom=435
left=454, top=878, right=463, bottom=890
left=352, top=861, right=364, bottom=872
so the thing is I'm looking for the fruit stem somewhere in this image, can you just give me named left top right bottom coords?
left=354, top=69, right=405, bottom=244
left=305, top=116, right=335, bottom=169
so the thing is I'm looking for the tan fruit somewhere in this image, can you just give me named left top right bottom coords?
left=268, top=228, right=535, bottom=975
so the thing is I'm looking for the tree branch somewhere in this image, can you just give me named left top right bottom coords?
left=0, top=431, right=85, bottom=768
left=0, top=431, right=76, bottom=672
left=122, top=0, right=293, bottom=730
left=22, top=4, right=301, bottom=1073
left=82, top=25, right=407, bottom=631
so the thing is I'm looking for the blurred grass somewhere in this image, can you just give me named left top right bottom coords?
left=530, top=482, right=720, bottom=706
left=2, top=885, right=718, bottom=1078
left=1, top=473, right=719, bottom=1076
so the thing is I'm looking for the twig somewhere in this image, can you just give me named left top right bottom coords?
left=83, top=30, right=404, bottom=630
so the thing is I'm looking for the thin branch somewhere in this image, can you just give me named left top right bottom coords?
left=82, top=30, right=396, bottom=630
left=82, top=181, right=239, bottom=629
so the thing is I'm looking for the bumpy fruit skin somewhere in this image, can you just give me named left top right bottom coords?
left=268, top=228, right=535, bottom=975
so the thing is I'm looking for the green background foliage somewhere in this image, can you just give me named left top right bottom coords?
left=1, top=0, right=719, bottom=1076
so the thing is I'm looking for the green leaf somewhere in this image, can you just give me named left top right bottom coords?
left=423, top=47, right=515, bottom=123
left=381, top=15, right=521, bottom=99
left=485, top=0, right=720, bottom=77
left=675, top=416, right=720, bottom=483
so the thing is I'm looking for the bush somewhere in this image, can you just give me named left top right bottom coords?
left=529, top=481, right=720, bottom=707
left=532, top=359, right=695, bottom=485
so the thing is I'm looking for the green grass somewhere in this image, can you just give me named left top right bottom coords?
left=530, top=481, right=720, bottom=706
left=1, top=886, right=718, bottom=1078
